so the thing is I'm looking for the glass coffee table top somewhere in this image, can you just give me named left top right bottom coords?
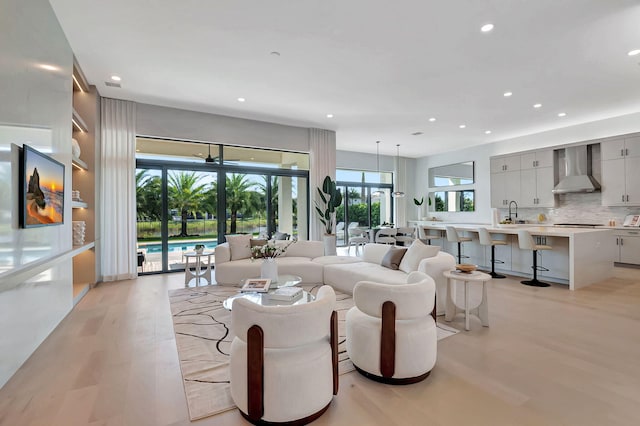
left=223, top=288, right=313, bottom=310
left=224, top=275, right=308, bottom=310
left=267, top=274, right=303, bottom=289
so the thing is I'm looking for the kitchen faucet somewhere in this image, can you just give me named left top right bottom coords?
left=508, top=200, right=518, bottom=222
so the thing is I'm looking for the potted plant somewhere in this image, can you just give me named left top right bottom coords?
left=314, top=176, right=343, bottom=255
left=413, top=197, right=424, bottom=220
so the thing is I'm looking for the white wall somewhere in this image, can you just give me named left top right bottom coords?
left=416, top=111, right=640, bottom=224
left=0, top=0, right=74, bottom=387
left=137, top=103, right=311, bottom=152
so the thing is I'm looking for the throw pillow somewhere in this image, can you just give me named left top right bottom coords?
left=380, top=247, right=408, bottom=270
left=250, top=239, right=268, bottom=248
left=225, top=234, right=252, bottom=260
left=250, top=239, right=268, bottom=259
left=398, top=239, right=440, bottom=273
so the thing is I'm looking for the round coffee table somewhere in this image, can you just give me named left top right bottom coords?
left=267, top=274, right=303, bottom=289
left=223, top=289, right=313, bottom=310
left=223, top=274, right=308, bottom=310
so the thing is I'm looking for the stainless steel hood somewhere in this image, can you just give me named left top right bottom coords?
left=552, top=145, right=600, bottom=194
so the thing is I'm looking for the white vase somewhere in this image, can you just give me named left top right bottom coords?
left=323, top=234, right=337, bottom=256
left=260, top=258, right=279, bottom=282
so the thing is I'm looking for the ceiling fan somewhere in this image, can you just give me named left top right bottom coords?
left=192, top=144, right=218, bottom=163
left=192, top=144, right=239, bottom=164
left=204, top=143, right=215, bottom=163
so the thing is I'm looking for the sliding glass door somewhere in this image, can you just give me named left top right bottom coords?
left=136, top=142, right=309, bottom=274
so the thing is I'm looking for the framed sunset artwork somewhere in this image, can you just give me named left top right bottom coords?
left=21, top=144, right=65, bottom=227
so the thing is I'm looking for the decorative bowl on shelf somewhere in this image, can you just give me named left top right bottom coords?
left=455, top=264, right=477, bottom=273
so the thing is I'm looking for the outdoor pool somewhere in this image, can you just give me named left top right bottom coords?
left=138, top=241, right=218, bottom=254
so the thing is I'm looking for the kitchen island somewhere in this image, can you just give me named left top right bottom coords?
left=411, top=222, right=614, bottom=290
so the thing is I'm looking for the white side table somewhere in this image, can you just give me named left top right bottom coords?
left=184, top=251, right=214, bottom=287
left=443, top=270, right=491, bottom=331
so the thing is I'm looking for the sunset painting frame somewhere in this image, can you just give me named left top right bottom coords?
left=21, top=144, right=65, bottom=228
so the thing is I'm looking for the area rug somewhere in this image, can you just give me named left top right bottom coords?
left=168, top=284, right=459, bottom=421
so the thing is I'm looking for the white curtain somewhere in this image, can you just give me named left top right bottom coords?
left=309, top=128, right=336, bottom=240
left=100, top=98, right=137, bottom=281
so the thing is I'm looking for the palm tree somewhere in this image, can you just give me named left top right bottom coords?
left=226, top=173, right=253, bottom=234
left=256, top=176, right=278, bottom=233
left=136, top=170, right=162, bottom=220
left=168, top=171, right=207, bottom=237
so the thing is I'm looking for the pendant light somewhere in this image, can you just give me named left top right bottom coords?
left=392, top=144, right=405, bottom=198
left=371, top=141, right=384, bottom=198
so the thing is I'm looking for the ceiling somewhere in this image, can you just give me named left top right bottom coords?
left=49, top=0, right=640, bottom=158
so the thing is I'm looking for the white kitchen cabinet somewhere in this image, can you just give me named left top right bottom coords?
left=520, top=166, right=555, bottom=207
left=601, top=142, right=640, bottom=206
left=490, top=154, right=521, bottom=207
left=490, top=154, right=521, bottom=173
left=613, top=229, right=640, bottom=265
left=520, top=149, right=554, bottom=170
left=601, top=135, right=640, bottom=161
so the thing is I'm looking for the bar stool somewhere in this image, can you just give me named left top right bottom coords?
left=445, top=226, right=471, bottom=264
left=517, top=230, right=551, bottom=287
left=418, top=227, right=441, bottom=245
left=477, top=228, right=506, bottom=279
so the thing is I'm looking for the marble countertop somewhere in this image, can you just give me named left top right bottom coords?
left=419, top=222, right=612, bottom=237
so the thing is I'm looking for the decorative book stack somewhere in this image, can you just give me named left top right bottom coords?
left=268, top=286, right=303, bottom=301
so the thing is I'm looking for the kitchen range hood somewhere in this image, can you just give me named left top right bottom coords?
left=552, top=145, right=601, bottom=194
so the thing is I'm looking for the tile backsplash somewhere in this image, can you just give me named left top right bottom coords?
left=498, top=192, right=637, bottom=226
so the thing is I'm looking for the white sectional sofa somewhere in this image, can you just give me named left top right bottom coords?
left=214, top=240, right=325, bottom=285
left=321, top=243, right=455, bottom=314
left=215, top=240, right=456, bottom=314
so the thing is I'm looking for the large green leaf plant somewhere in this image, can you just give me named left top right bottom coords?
left=314, top=176, right=343, bottom=235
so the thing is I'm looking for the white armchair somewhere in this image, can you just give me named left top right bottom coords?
left=346, top=271, right=437, bottom=384
left=230, top=286, right=338, bottom=425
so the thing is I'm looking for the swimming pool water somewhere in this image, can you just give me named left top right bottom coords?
left=139, top=241, right=218, bottom=254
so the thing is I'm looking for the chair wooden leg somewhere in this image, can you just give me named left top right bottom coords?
left=380, top=301, right=396, bottom=378
left=247, top=325, right=264, bottom=422
left=331, top=311, right=338, bottom=395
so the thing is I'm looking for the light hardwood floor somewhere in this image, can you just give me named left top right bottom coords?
left=1, top=267, right=640, bottom=426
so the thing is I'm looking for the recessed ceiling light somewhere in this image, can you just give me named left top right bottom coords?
left=533, top=103, right=542, bottom=108
left=628, top=49, right=640, bottom=56
left=111, top=75, right=121, bottom=81
left=237, top=97, right=246, bottom=102
left=481, top=23, right=494, bottom=33
left=428, top=117, right=436, bottom=122
left=39, top=64, right=59, bottom=71
left=558, top=112, right=567, bottom=117
left=485, top=130, right=492, bottom=134
left=459, top=124, right=466, bottom=129
left=503, top=91, right=513, bottom=97
left=326, top=113, right=333, bottom=118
